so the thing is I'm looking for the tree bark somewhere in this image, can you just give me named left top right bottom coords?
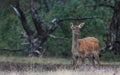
left=12, top=1, right=60, bottom=56
left=108, top=0, right=120, bottom=54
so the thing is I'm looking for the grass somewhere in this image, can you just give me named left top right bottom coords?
left=0, top=68, right=120, bottom=75
left=0, top=55, right=120, bottom=75
left=0, top=55, right=120, bottom=65
left=0, top=56, right=71, bottom=64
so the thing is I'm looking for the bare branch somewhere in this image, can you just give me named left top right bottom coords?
left=49, top=34, right=68, bottom=39
left=87, top=3, right=115, bottom=10
left=30, top=0, right=45, bottom=35
left=0, top=48, right=24, bottom=52
left=47, top=17, right=99, bottom=34
left=43, top=0, right=49, bottom=13
left=57, top=16, right=100, bottom=23
left=12, top=2, right=33, bottom=36
left=47, top=19, right=59, bottom=34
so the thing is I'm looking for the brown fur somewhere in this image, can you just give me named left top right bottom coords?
left=70, top=23, right=100, bottom=66
left=77, top=37, right=99, bottom=54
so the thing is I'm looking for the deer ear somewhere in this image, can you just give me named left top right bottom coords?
left=70, top=23, right=74, bottom=29
left=78, top=23, right=85, bottom=28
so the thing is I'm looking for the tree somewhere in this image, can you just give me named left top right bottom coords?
left=93, top=0, right=120, bottom=54
left=108, top=0, right=120, bottom=54
left=12, top=0, right=60, bottom=56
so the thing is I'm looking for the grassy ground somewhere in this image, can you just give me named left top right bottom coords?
left=0, top=56, right=71, bottom=64
left=0, top=68, right=120, bottom=75
left=0, top=55, right=120, bottom=65
left=0, top=55, right=120, bottom=75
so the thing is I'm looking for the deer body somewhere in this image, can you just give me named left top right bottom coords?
left=71, top=23, right=100, bottom=66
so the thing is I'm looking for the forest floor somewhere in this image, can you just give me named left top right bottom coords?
left=0, top=55, right=120, bottom=75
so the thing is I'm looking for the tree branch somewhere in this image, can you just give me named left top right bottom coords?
left=87, top=2, right=115, bottom=10
left=0, top=48, right=24, bottom=52
left=12, top=2, right=33, bottom=36
left=47, top=19, right=59, bottom=34
left=48, top=17, right=99, bottom=34
left=49, top=34, right=68, bottom=39
left=57, top=16, right=100, bottom=23
left=30, top=0, right=45, bottom=35
left=43, top=0, right=49, bottom=13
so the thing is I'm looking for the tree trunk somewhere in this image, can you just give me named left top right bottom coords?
left=27, top=34, right=48, bottom=56
left=12, top=1, right=58, bottom=56
left=107, top=0, right=120, bottom=54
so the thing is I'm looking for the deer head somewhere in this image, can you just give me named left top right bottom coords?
left=70, top=23, right=85, bottom=35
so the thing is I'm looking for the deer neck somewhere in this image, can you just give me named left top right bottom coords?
left=72, top=31, right=80, bottom=51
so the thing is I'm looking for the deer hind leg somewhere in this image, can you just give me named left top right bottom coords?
left=72, top=55, right=78, bottom=66
left=81, top=55, right=85, bottom=65
left=88, top=55, right=95, bottom=66
left=93, top=52, right=101, bottom=66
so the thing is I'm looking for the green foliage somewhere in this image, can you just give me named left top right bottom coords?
left=0, top=0, right=113, bottom=57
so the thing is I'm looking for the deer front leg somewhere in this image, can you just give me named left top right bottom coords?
left=72, top=55, right=78, bottom=66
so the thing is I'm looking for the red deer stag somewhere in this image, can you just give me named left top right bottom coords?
left=70, top=23, right=101, bottom=66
